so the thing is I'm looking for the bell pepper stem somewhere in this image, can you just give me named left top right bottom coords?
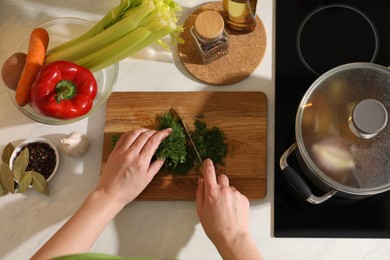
left=55, top=80, right=77, bottom=102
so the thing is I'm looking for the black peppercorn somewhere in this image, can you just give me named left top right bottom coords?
left=17, top=142, right=56, bottom=180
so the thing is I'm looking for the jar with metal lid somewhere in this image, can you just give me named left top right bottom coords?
left=191, top=10, right=229, bottom=64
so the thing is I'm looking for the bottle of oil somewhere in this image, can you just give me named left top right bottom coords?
left=223, top=0, right=257, bottom=33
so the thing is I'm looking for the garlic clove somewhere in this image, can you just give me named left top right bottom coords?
left=60, top=132, right=89, bottom=157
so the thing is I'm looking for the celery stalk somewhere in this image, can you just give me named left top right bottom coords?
left=48, top=0, right=145, bottom=53
left=45, top=1, right=155, bottom=64
left=73, top=27, right=152, bottom=71
left=43, top=0, right=183, bottom=72
left=95, top=28, right=173, bottom=71
left=121, top=23, right=175, bottom=58
left=73, top=19, right=171, bottom=71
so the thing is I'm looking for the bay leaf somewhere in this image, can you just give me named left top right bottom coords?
left=13, top=147, right=29, bottom=182
left=31, top=171, right=49, bottom=195
left=0, top=162, right=15, bottom=193
left=1, top=143, right=14, bottom=165
left=18, top=171, right=33, bottom=193
left=0, top=183, right=7, bottom=196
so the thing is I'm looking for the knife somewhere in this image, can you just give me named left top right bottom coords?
left=169, top=108, right=203, bottom=166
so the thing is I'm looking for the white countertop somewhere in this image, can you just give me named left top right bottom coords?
left=0, top=0, right=389, bottom=259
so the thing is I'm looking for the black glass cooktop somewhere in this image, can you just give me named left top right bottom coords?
left=274, top=0, right=390, bottom=238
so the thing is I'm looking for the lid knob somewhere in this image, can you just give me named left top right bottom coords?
left=349, top=99, right=388, bottom=139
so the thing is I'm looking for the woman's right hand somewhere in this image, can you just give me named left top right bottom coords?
left=196, top=159, right=263, bottom=260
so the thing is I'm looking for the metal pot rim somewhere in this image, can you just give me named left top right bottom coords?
left=295, top=62, right=390, bottom=195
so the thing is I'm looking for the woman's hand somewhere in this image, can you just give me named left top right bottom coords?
left=96, top=128, right=172, bottom=207
left=32, top=128, right=172, bottom=259
left=196, top=159, right=263, bottom=260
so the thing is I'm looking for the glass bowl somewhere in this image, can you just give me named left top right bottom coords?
left=7, top=17, right=119, bottom=125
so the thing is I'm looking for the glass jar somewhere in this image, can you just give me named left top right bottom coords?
left=190, top=10, right=229, bottom=64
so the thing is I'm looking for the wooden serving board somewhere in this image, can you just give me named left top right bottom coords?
left=101, top=92, right=267, bottom=200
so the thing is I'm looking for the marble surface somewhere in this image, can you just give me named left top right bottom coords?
left=0, top=0, right=389, bottom=259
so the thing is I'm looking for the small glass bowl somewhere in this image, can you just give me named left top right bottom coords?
left=9, top=138, right=60, bottom=183
left=7, top=17, right=119, bottom=125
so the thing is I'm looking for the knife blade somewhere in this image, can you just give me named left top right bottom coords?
left=169, top=108, right=203, bottom=166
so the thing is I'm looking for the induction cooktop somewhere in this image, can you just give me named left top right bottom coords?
left=274, top=0, right=390, bottom=238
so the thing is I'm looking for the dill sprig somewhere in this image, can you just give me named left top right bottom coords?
left=191, top=119, right=228, bottom=166
left=155, top=111, right=187, bottom=170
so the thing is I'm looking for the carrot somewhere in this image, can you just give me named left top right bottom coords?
left=15, top=27, right=49, bottom=106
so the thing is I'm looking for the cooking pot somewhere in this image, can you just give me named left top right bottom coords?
left=280, top=63, right=389, bottom=204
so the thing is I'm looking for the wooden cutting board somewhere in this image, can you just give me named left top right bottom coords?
left=101, top=92, right=267, bottom=200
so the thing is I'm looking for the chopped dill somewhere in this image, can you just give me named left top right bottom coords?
left=155, top=111, right=187, bottom=171
left=191, top=119, right=228, bottom=167
left=110, top=110, right=228, bottom=174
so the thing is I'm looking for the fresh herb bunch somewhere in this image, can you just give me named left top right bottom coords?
left=155, top=111, right=187, bottom=170
left=191, top=119, right=228, bottom=166
left=109, top=111, right=228, bottom=175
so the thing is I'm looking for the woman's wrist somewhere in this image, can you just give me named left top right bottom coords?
left=217, top=232, right=262, bottom=260
left=86, top=188, right=126, bottom=220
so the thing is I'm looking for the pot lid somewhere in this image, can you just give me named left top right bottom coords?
left=296, top=63, right=390, bottom=195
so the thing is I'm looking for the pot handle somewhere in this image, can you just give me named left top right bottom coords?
left=280, top=143, right=337, bottom=204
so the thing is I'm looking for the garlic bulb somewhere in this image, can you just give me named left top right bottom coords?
left=60, top=132, right=89, bottom=157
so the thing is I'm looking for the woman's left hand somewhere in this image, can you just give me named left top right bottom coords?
left=96, top=128, right=172, bottom=207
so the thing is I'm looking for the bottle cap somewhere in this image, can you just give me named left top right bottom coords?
left=194, top=10, right=225, bottom=41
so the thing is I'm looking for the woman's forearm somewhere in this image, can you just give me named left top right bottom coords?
left=31, top=189, right=124, bottom=260
left=217, top=232, right=263, bottom=260
left=31, top=129, right=172, bottom=260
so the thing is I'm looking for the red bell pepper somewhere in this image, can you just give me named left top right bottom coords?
left=30, top=60, right=97, bottom=119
